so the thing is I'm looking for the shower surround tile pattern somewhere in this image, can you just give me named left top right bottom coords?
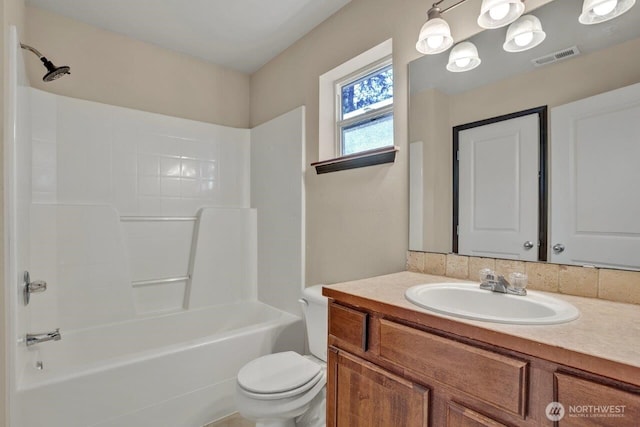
left=407, top=251, right=640, bottom=305
left=30, top=89, right=250, bottom=215
left=29, top=88, right=254, bottom=317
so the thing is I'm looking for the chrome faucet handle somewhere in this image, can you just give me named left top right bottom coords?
left=479, top=268, right=497, bottom=290
left=23, top=271, right=47, bottom=305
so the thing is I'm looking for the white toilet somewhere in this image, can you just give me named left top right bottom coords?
left=235, top=285, right=328, bottom=427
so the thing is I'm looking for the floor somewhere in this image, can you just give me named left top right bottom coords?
left=204, top=413, right=255, bottom=427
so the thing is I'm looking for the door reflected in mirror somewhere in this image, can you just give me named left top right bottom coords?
left=453, top=107, right=547, bottom=262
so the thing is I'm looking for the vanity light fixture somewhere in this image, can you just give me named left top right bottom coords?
left=579, top=0, right=636, bottom=24
left=415, top=0, right=634, bottom=67
left=503, top=15, right=546, bottom=52
left=477, top=0, right=525, bottom=29
left=446, top=41, right=481, bottom=72
left=416, top=0, right=525, bottom=56
left=416, top=4, right=454, bottom=54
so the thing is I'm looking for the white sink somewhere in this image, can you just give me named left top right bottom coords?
left=405, top=283, right=579, bottom=325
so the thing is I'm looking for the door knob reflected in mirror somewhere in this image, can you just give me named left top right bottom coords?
left=553, top=243, right=565, bottom=254
left=523, top=241, right=534, bottom=250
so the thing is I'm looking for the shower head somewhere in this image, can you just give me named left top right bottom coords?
left=41, top=58, right=71, bottom=82
left=20, top=43, right=70, bottom=82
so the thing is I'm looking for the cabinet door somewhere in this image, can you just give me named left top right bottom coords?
left=446, top=402, right=508, bottom=427
left=327, top=348, right=429, bottom=427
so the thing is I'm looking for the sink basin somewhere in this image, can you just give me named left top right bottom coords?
left=405, top=283, right=579, bottom=325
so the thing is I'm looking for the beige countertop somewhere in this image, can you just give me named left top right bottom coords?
left=323, top=271, right=640, bottom=382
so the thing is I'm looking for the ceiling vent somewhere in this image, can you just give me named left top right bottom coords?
left=532, top=46, right=581, bottom=67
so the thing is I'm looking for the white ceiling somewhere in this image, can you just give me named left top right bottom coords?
left=26, top=0, right=351, bottom=74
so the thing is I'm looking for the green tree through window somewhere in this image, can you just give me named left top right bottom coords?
left=342, top=65, right=393, bottom=117
left=338, top=62, right=393, bottom=155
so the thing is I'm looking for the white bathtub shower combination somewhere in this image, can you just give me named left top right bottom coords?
left=5, top=28, right=306, bottom=427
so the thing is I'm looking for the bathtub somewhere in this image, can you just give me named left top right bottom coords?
left=15, top=301, right=303, bottom=427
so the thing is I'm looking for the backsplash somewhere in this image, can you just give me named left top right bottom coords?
left=407, top=251, right=640, bottom=305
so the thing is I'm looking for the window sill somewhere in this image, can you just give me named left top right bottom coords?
left=311, top=146, right=399, bottom=174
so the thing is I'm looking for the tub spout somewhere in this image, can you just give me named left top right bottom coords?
left=26, top=328, right=61, bottom=347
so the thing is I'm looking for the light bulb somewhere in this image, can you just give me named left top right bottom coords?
left=427, top=35, right=444, bottom=49
left=489, top=3, right=510, bottom=21
left=455, top=57, right=471, bottom=68
left=514, top=31, right=533, bottom=47
left=593, top=0, right=617, bottom=15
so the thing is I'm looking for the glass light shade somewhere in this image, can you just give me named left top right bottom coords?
left=579, top=0, right=635, bottom=24
left=503, top=15, right=546, bottom=52
left=416, top=17, right=454, bottom=54
left=477, top=0, right=525, bottom=29
left=446, top=42, right=481, bottom=72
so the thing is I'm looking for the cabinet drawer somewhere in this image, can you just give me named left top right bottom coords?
left=554, top=372, right=640, bottom=426
left=329, top=302, right=368, bottom=352
left=379, top=319, right=528, bottom=418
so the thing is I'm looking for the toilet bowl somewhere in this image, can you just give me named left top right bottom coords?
left=235, top=285, right=327, bottom=427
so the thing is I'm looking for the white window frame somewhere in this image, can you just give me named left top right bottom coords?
left=318, top=39, right=393, bottom=162
left=334, top=57, right=393, bottom=156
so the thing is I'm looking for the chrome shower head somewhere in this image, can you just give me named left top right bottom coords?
left=41, top=58, right=71, bottom=82
left=20, top=43, right=71, bottom=82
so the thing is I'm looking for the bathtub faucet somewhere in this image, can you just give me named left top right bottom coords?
left=26, top=328, right=61, bottom=347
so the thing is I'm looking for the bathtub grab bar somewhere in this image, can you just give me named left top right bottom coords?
left=132, top=276, right=191, bottom=287
left=120, top=216, right=197, bottom=222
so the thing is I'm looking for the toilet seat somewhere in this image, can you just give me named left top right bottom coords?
left=238, top=370, right=325, bottom=400
left=237, top=351, right=323, bottom=400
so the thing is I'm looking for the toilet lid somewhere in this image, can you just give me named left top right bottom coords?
left=237, top=351, right=321, bottom=394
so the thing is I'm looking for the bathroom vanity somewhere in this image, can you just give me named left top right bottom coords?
left=322, top=272, right=640, bottom=426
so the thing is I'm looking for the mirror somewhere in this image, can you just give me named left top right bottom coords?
left=408, top=0, right=640, bottom=268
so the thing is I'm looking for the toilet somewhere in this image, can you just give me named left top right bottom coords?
left=235, top=285, right=328, bottom=427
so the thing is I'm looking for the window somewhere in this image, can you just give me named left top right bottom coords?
left=316, top=39, right=396, bottom=173
left=336, top=60, right=394, bottom=156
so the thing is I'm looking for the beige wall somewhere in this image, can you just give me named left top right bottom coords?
left=24, top=6, right=250, bottom=128
left=449, top=37, right=640, bottom=125
left=2, top=2, right=26, bottom=427
left=249, top=0, right=533, bottom=285
left=409, top=88, right=452, bottom=253
left=251, top=0, right=408, bottom=285
left=410, top=36, right=640, bottom=253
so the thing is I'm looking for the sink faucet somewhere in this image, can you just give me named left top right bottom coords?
left=26, top=329, right=62, bottom=347
left=480, top=273, right=527, bottom=296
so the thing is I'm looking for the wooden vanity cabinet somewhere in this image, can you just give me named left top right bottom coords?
left=327, top=300, right=640, bottom=427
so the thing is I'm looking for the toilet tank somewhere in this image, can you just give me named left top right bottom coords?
left=300, top=285, right=328, bottom=362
